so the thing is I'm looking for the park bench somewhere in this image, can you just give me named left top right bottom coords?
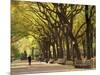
left=48, top=59, right=55, bottom=64
left=74, top=59, right=95, bottom=68
left=66, top=61, right=73, bottom=65
left=56, top=58, right=66, bottom=65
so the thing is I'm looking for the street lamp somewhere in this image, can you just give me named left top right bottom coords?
left=72, top=41, right=75, bottom=65
left=72, top=41, right=75, bottom=45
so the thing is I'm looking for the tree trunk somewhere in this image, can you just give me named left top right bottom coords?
left=85, top=5, right=93, bottom=59
left=66, top=37, right=71, bottom=60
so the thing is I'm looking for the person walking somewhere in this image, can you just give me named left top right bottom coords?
left=28, top=55, right=32, bottom=65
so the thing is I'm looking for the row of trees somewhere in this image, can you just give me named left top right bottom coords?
left=11, top=1, right=96, bottom=62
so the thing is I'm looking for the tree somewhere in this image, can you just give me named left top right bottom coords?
left=11, top=1, right=96, bottom=63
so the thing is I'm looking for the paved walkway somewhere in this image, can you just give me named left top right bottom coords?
left=11, top=60, right=94, bottom=75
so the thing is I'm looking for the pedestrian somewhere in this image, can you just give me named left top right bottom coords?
left=28, top=55, right=32, bottom=65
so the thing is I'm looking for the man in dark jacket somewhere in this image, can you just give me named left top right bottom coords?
left=28, top=55, right=32, bottom=65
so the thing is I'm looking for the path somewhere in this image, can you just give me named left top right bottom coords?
left=11, top=60, right=94, bottom=75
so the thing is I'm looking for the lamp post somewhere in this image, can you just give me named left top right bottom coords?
left=72, top=41, right=75, bottom=65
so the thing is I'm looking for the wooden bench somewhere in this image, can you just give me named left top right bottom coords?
left=74, top=60, right=92, bottom=68
left=48, top=59, right=55, bottom=64
left=56, top=58, right=66, bottom=65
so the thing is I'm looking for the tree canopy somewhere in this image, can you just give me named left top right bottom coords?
left=11, top=1, right=96, bottom=62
